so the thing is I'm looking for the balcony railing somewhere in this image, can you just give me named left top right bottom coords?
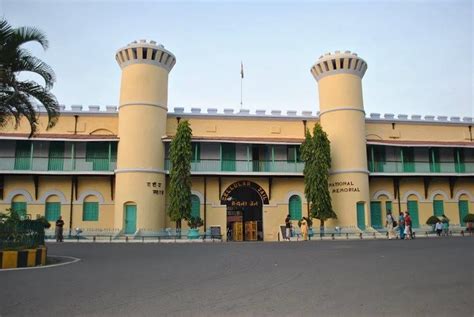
left=165, top=159, right=304, bottom=174
left=369, top=160, right=474, bottom=174
left=0, top=156, right=116, bottom=173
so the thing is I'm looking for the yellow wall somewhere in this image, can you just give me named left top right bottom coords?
left=0, top=175, right=115, bottom=230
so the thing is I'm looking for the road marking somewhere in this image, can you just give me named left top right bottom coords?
left=0, top=255, right=81, bottom=272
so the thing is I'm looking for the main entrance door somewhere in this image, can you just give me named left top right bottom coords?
left=221, top=181, right=269, bottom=241
left=124, top=204, right=137, bottom=234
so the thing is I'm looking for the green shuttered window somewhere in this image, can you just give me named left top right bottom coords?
left=221, top=143, right=236, bottom=171
left=287, top=146, right=301, bottom=163
left=45, top=202, right=61, bottom=221
left=86, top=142, right=110, bottom=171
left=407, top=200, right=420, bottom=228
left=48, top=142, right=65, bottom=171
left=11, top=202, right=27, bottom=218
left=433, top=200, right=444, bottom=217
left=190, top=195, right=200, bottom=219
left=458, top=200, right=469, bottom=226
left=289, top=195, right=302, bottom=220
left=191, top=143, right=201, bottom=162
left=356, top=202, right=365, bottom=230
left=14, top=141, right=32, bottom=170
left=83, top=202, right=99, bottom=221
left=370, top=202, right=382, bottom=229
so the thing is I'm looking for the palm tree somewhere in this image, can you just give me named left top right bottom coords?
left=0, top=19, right=59, bottom=136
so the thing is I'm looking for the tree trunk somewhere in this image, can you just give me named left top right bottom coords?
left=320, top=219, right=325, bottom=237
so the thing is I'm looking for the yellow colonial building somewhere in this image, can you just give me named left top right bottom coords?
left=0, top=40, right=472, bottom=241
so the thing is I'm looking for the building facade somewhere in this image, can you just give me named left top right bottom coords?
left=0, top=40, right=472, bottom=241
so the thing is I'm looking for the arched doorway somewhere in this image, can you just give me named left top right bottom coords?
left=221, top=181, right=269, bottom=241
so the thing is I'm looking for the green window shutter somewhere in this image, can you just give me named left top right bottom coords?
left=433, top=200, right=444, bottom=217
left=191, top=143, right=201, bottom=162
left=48, top=141, right=65, bottom=171
left=429, top=148, right=440, bottom=173
left=110, top=142, right=118, bottom=162
left=373, top=145, right=386, bottom=172
left=289, top=195, right=302, bottom=220
left=458, top=200, right=469, bottom=226
left=407, top=200, right=419, bottom=228
left=287, top=146, right=301, bottom=163
left=402, top=148, right=415, bottom=172
left=221, top=143, right=236, bottom=171
left=45, top=202, right=61, bottom=221
left=190, top=195, right=200, bottom=219
left=356, top=202, right=366, bottom=230
left=370, top=201, right=382, bottom=229
left=86, top=142, right=109, bottom=171
left=11, top=202, right=27, bottom=218
left=14, top=141, right=32, bottom=170
left=455, top=148, right=465, bottom=173
left=83, top=202, right=99, bottom=221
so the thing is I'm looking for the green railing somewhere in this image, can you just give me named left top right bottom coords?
left=0, top=156, right=116, bottom=173
left=165, top=159, right=304, bottom=173
left=369, top=160, right=474, bottom=174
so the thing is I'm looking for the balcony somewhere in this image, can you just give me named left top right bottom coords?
left=165, top=159, right=304, bottom=174
left=0, top=156, right=116, bottom=174
left=369, top=160, right=474, bottom=175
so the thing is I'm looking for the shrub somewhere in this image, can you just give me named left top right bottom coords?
left=463, top=213, right=474, bottom=223
left=187, top=217, right=204, bottom=229
left=0, top=209, right=46, bottom=251
left=426, top=215, right=440, bottom=225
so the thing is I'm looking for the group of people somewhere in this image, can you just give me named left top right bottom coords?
left=435, top=216, right=450, bottom=237
left=284, top=214, right=310, bottom=241
left=385, top=210, right=413, bottom=240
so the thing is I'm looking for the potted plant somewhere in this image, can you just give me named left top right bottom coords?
left=187, top=217, right=204, bottom=240
left=426, top=215, right=440, bottom=232
left=463, top=214, right=474, bottom=233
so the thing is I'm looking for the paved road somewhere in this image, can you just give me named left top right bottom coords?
left=1, top=238, right=472, bottom=317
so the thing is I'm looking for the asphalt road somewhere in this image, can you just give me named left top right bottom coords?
left=1, top=238, right=472, bottom=317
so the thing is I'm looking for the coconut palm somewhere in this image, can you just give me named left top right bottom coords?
left=0, top=19, right=59, bottom=136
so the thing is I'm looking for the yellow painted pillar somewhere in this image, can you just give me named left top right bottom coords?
left=311, top=51, right=370, bottom=229
left=114, top=40, right=176, bottom=231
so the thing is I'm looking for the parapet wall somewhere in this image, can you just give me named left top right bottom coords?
left=44, top=105, right=473, bottom=125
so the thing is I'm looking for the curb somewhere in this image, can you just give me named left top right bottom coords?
left=0, top=247, right=47, bottom=269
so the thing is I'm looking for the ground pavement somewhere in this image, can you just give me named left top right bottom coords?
left=1, top=238, right=472, bottom=316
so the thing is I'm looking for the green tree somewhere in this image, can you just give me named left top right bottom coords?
left=300, top=123, right=336, bottom=235
left=167, top=120, right=193, bottom=233
left=0, top=19, right=59, bottom=136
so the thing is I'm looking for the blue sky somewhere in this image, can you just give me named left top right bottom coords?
left=2, top=0, right=473, bottom=117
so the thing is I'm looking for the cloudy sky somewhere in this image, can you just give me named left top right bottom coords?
left=2, top=0, right=473, bottom=117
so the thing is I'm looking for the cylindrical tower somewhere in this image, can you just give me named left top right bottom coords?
left=114, top=40, right=176, bottom=232
left=310, top=51, right=370, bottom=229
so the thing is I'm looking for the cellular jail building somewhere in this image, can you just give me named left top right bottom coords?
left=0, top=40, right=473, bottom=241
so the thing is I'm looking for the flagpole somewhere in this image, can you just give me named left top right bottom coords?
left=240, top=61, right=244, bottom=108
left=240, top=76, right=243, bottom=108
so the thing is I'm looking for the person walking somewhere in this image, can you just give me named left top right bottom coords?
left=300, top=217, right=308, bottom=241
left=285, top=214, right=291, bottom=241
left=404, top=212, right=412, bottom=240
left=435, top=220, right=443, bottom=236
left=386, top=211, right=395, bottom=240
left=441, top=214, right=450, bottom=237
left=398, top=211, right=405, bottom=239
left=55, top=216, right=64, bottom=242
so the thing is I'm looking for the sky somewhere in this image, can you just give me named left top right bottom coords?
left=1, top=0, right=473, bottom=118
